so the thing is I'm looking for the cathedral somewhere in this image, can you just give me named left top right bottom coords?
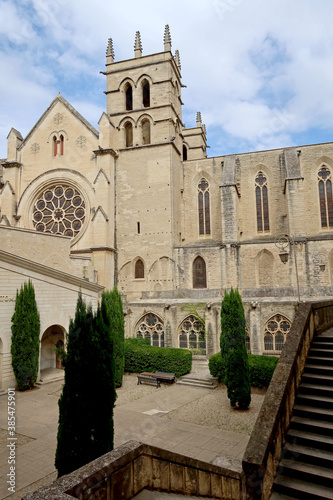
left=1, top=25, right=333, bottom=389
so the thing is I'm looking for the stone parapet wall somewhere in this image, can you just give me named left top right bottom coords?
left=242, top=299, right=333, bottom=499
left=24, top=441, right=246, bottom=499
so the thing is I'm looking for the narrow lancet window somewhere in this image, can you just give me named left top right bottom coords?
left=125, top=84, right=133, bottom=111
left=255, top=172, right=270, bottom=232
left=60, top=135, right=64, bottom=156
left=142, top=119, right=150, bottom=144
left=53, top=136, right=57, bottom=157
left=318, top=166, right=333, bottom=228
left=135, top=259, right=144, bottom=279
left=142, top=80, right=150, bottom=108
left=125, top=122, right=133, bottom=147
left=198, top=178, right=210, bottom=235
left=193, top=256, right=207, bottom=288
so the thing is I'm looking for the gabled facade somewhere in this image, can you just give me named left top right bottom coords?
left=1, top=25, right=333, bottom=387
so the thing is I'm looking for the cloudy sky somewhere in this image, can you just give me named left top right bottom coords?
left=1, top=0, right=333, bottom=159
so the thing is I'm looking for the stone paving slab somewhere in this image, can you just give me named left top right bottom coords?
left=0, top=375, right=250, bottom=499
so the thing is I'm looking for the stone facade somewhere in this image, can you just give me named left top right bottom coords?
left=1, top=26, right=333, bottom=377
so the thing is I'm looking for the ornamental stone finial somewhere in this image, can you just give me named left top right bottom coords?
left=164, top=24, right=172, bottom=52
left=106, top=38, right=114, bottom=63
left=175, top=49, right=181, bottom=70
left=134, top=31, right=142, bottom=58
left=196, top=112, right=202, bottom=127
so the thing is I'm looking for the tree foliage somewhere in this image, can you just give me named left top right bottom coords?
left=55, top=293, right=116, bottom=477
left=11, top=280, right=40, bottom=391
left=103, top=286, right=125, bottom=388
left=220, top=288, right=251, bottom=409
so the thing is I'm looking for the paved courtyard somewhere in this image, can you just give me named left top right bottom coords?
left=0, top=365, right=263, bottom=499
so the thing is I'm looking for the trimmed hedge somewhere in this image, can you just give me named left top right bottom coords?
left=209, top=352, right=278, bottom=388
left=124, top=339, right=192, bottom=378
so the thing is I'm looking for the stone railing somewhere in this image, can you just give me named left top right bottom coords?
left=25, top=441, right=246, bottom=499
left=242, top=300, right=333, bottom=500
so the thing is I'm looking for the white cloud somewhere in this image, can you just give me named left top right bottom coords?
left=1, top=0, right=333, bottom=157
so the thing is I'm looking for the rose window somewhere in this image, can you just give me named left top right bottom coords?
left=32, top=185, right=86, bottom=237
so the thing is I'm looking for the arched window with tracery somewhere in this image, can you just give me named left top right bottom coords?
left=142, top=80, right=150, bottom=108
left=125, top=84, right=133, bottom=111
left=264, top=314, right=291, bottom=354
left=124, top=122, right=133, bottom=147
left=318, top=166, right=333, bottom=228
left=198, top=178, right=210, bottom=235
left=136, top=313, right=164, bottom=347
left=178, top=315, right=206, bottom=353
left=255, top=171, right=270, bottom=232
left=142, top=119, right=150, bottom=145
left=135, top=259, right=144, bottom=279
left=193, top=256, right=207, bottom=288
left=60, top=135, right=64, bottom=156
left=53, top=136, right=57, bottom=157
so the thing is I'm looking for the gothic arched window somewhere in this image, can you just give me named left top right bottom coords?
left=142, top=119, right=150, bottom=145
left=264, top=314, right=291, bottom=354
left=183, top=145, right=188, bottom=161
left=198, top=178, right=210, bottom=235
left=255, top=172, right=270, bottom=232
left=124, top=122, right=133, bottom=147
left=60, top=135, right=64, bottom=156
left=53, top=136, right=57, bottom=157
left=135, top=259, right=144, bottom=279
left=142, top=80, right=150, bottom=108
left=318, top=166, right=333, bottom=228
left=178, top=315, right=206, bottom=353
left=136, top=313, right=164, bottom=347
left=125, top=84, right=133, bottom=111
left=193, top=256, right=207, bottom=288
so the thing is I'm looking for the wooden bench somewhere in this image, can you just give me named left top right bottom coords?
left=137, top=373, right=161, bottom=388
left=137, top=371, right=176, bottom=388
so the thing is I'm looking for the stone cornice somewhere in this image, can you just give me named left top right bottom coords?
left=93, top=147, right=118, bottom=158
left=0, top=249, right=104, bottom=292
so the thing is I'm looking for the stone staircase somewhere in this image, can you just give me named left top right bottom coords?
left=176, top=374, right=218, bottom=389
left=271, top=333, right=333, bottom=499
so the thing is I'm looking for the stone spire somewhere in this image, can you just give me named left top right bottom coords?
left=175, top=49, right=181, bottom=70
left=196, top=112, right=202, bottom=127
left=106, top=38, right=114, bottom=64
left=134, top=31, right=142, bottom=58
left=164, top=24, right=172, bottom=52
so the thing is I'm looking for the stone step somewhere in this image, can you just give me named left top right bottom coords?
left=312, top=342, right=333, bottom=350
left=290, top=415, right=333, bottom=436
left=282, top=442, right=333, bottom=469
left=304, top=364, right=333, bottom=376
left=278, top=458, right=333, bottom=488
left=302, top=373, right=333, bottom=386
left=315, top=336, right=333, bottom=343
left=293, top=404, right=333, bottom=422
left=273, top=475, right=333, bottom=499
left=308, top=349, right=333, bottom=359
left=36, top=375, right=64, bottom=386
left=306, top=356, right=333, bottom=367
left=299, top=383, right=333, bottom=398
left=295, top=393, right=333, bottom=410
left=177, top=376, right=217, bottom=389
left=286, top=429, right=333, bottom=452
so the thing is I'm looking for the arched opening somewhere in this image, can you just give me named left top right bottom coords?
left=135, top=259, right=144, bottom=279
left=257, top=249, right=274, bottom=287
left=178, top=316, right=206, bottom=354
left=183, top=145, right=187, bottom=161
left=60, top=134, right=64, bottom=156
left=193, top=256, right=207, bottom=288
left=142, top=119, right=151, bottom=145
left=318, top=166, right=333, bottom=228
left=142, top=80, right=150, bottom=108
left=124, top=122, right=133, bottom=147
left=125, top=84, right=133, bottom=111
left=136, top=313, right=164, bottom=347
left=40, top=325, right=65, bottom=373
left=53, top=136, right=57, bottom=157
left=264, top=314, right=291, bottom=354
left=255, top=171, right=270, bottom=232
left=198, top=178, right=210, bottom=235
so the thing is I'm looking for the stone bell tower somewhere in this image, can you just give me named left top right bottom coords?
left=101, top=26, right=184, bottom=296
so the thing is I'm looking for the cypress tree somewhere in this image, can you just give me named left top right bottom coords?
left=11, top=280, right=40, bottom=391
left=220, top=288, right=251, bottom=410
left=103, top=286, right=125, bottom=388
left=55, top=292, right=116, bottom=477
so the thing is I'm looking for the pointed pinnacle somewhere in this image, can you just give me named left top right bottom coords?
left=175, top=50, right=181, bottom=70
left=164, top=24, right=172, bottom=52
left=196, top=112, right=202, bottom=126
left=106, top=38, right=115, bottom=61
left=134, top=31, right=142, bottom=57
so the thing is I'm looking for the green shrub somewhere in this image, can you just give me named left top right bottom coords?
left=209, top=352, right=278, bottom=388
left=103, top=287, right=125, bottom=388
left=124, top=340, right=192, bottom=377
left=11, top=280, right=40, bottom=391
left=220, top=288, right=251, bottom=409
left=125, top=337, right=151, bottom=346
